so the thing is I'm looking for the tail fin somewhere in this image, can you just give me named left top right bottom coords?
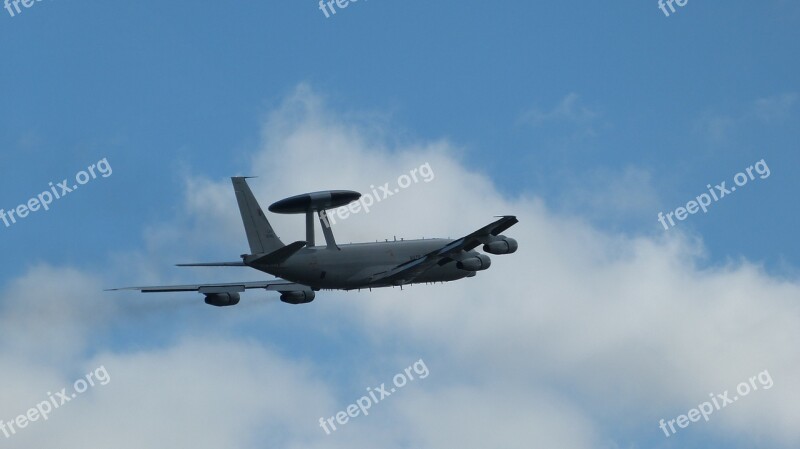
left=231, top=177, right=285, bottom=254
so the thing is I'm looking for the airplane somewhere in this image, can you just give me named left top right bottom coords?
left=108, top=177, right=519, bottom=306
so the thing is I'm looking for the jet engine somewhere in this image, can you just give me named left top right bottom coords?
left=204, top=292, right=241, bottom=307
left=483, top=236, right=518, bottom=255
left=280, top=290, right=316, bottom=305
left=456, top=254, right=491, bottom=271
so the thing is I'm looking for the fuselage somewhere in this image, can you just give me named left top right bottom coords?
left=250, top=238, right=477, bottom=289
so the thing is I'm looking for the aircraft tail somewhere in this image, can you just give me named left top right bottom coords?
left=231, top=177, right=285, bottom=254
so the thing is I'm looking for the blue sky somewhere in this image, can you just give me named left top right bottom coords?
left=0, top=1, right=798, bottom=448
left=2, top=0, right=798, bottom=273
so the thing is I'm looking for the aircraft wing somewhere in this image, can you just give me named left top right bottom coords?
left=367, top=215, right=518, bottom=286
left=106, top=279, right=308, bottom=294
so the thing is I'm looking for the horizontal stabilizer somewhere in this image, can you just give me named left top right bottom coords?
left=245, top=240, right=307, bottom=266
left=176, top=261, right=247, bottom=267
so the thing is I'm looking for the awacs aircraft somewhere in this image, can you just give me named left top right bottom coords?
left=109, top=177, right=519, bottom=306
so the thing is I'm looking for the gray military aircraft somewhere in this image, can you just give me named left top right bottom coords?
left=109, top=177, right=518, bottom=306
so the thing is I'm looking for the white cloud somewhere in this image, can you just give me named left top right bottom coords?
left=1, top=339, right=344, bottom=449
left=698, top=92, right=798, bottom=142
left=0, top=264, right=116, bottom=364
left=754, top=92, right=798, bottom=123
left=554, top=165, right=661, bottom=225
left=522, top=92, right=597, bottom=124
left=520, top=92, right=598, bottom=125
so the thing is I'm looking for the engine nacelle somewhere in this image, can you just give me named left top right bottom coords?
left=204, top=292, right=241, bottom=307
left=280, top=290, right=316, bottom=305
left=456, top=254, right=491, bottom=271
left=483, top=236, right=518, bottom=255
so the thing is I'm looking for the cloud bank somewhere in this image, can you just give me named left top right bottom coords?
left=1, top=84, right=799, bottom=448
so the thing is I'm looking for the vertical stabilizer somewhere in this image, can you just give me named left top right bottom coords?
left=231, top=177, right=285, bottom=254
